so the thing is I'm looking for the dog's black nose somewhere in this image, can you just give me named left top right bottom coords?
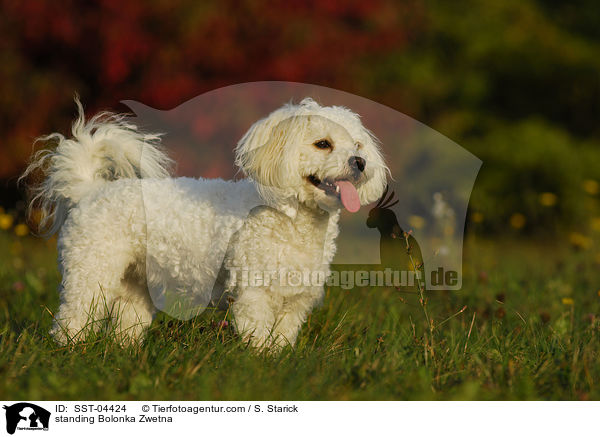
left=349, top=156, right=366, bottom=172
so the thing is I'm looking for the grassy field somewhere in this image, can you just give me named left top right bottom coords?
left=0, top=229, right=599, bottom=400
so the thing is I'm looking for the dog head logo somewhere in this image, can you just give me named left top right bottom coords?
left=3, top=403, right=50, bottom=434
left=366, top=187, right=425, bottom=289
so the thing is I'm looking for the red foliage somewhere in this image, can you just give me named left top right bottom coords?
left=0, top=0, right=423, bottom=178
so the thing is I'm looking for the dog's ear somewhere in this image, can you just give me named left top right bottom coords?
left=235, top=105, right=308, bottom=210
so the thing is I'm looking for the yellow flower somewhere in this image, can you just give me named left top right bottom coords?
left=408, top=215, right=426, bottom=230
left=590, top=218, right=600, bottom=232
left=509, top=213, right=526, bottom=229
left=14, top=223, right=29, bottom=237
left=13, top=258, right=24, bottom=269
left=583, top=179, right=599, bottom=195
left=0, top=213, right=14, bottom=230
left=569, top=232, right=592, bottom=250
left=539, top=192, right=557, bottom=207
left=471, top=212, right=484, bottom=223
left=561, top=297, right=574, bottom=306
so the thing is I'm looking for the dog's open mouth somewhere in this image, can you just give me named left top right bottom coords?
left=307, top=175, right=361, bottom=213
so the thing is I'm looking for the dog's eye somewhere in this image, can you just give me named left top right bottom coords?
left=314, top=139, right=332, bottom=150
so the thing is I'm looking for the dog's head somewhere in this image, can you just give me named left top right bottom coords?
left=235, top=98, right=388, bottom=216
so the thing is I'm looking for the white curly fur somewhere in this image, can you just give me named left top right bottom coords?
left=24, top=97, right=388, bottom=350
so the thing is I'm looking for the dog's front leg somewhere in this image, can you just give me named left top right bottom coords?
left=231, top=288, right=277, bottom=350
left=271, top=291, right=318, bottom=349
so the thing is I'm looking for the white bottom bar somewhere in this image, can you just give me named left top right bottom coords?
left=0, top=401, right=595, bottom=436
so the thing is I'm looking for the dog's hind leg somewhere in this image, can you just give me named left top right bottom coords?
left=51, top=225, right=150, bottom=345
left=109, top=263, right=155, bottom=345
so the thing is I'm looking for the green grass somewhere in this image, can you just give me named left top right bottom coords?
left=0, top=230, right=599, bottom=400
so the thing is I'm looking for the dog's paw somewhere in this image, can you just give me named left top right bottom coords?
left=242, top=332, right=291, bottom=354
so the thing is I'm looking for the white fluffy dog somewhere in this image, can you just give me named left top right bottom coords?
left=24, top=97, right=388, bottom=350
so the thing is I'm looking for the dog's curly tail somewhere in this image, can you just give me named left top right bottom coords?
left=20, top=97, right=173, bottom=236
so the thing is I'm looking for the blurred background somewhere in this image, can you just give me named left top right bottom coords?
left=1, top=0, right=599, bottom=240
left=3, top=0, right=600, bottom=400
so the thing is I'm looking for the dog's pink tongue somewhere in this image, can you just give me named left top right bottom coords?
left=336, top=180, right=360, bottom=213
